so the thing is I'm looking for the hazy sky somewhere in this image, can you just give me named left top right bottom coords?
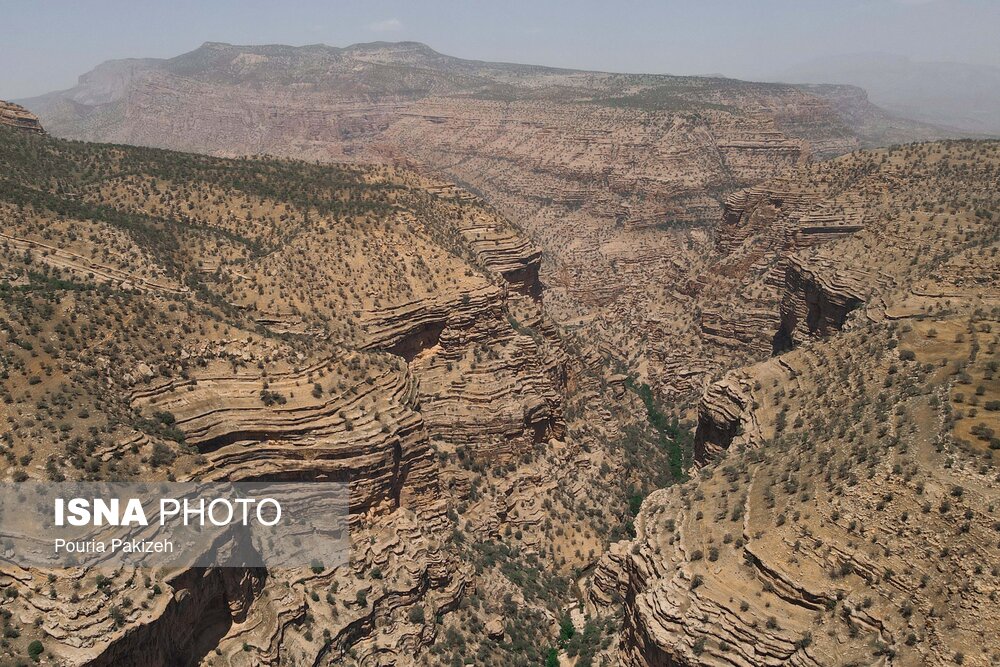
left=3, top=0, right=998, bottom=99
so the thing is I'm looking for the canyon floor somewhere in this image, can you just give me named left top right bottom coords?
left=0, top=41, right=997, bottom=667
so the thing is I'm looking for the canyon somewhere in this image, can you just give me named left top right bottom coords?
left=22, top=40, right=951, bottom=399
left=591, top=140, right=999, bottom=666
left=0, top=112, right=666, bottom=666
left=1, top=39, right=997, bottom=667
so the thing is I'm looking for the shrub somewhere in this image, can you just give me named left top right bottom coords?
left=559, top=614, right=575, bottom=641
left=149, top=442, right=176, bottom=467
left=408, top=606, right=425, bottom=624
left=153, top=411, right=176, bottom=425
left=27, top=640, right=43, bottom=661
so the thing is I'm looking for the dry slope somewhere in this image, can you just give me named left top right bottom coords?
left=0, top=121, right=683, bottom=666
left=592, top=139, right=1000, bottom=666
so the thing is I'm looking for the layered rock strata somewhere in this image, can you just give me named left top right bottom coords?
left=0, top=100, right=43, bottom=133
left=594, top=140, right=1000, bottom=666
left=19, top=41, right=949, bottom=398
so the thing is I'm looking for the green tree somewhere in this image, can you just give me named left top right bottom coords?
left=27, top=640, right=44, bottom=662
left=560, top=614, right=575, bottom=641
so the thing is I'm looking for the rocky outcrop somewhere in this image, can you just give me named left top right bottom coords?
left=0, top=125, right=590, bottom=666
left=598, top=140, right=1000, bottom=667
left=716, top=183, right=865, bottom=279
left=133, top=357, right=440, bottom=513
left=0, top=100, right=44, bottom=133
left=699, top=308, right=778, bottom=357
left=83, top=567, right=264, bottom=667
left=411, top=309, right=566, bottom=460
left=362, top=286, right=501, bottom=358
left=603, top=315, right=1000, bottom=666
left=693, top=377, right=753, bottom=463
left=713, top=169, right=880, bottom=359
left=774, top=256, right=870, bottom=352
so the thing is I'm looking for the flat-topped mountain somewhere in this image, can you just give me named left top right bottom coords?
left=24, top=40, right=945, bottom=149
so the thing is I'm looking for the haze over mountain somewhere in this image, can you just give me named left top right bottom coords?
left=773, top=53, right=1000, bottom=135
left=4, top=0, right=999, bottom=101
left=21, top=41, right=951, bottom=151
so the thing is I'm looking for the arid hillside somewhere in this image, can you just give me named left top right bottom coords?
left=0, top=119, right=689, bottom=666
left=5, top=43, right=997, bottom=667
left=591, top=140, right=1000, bottom=666
left=21, top=41, right=953, bottom=399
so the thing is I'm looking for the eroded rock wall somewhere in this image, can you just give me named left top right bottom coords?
left=598, top=140, right=1000, bottom=667
left=0, top=101, right=44, bottom=133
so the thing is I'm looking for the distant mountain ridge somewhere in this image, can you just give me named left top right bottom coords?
left=773, top=52, right=1000, bottom=135
left=21, top=40, right=951, bottom=148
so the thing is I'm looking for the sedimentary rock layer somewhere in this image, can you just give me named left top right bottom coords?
left=19, top=41, right=948, bottom=398
left=594, top=139, right=1000, bottom=667
left=0, top=100, right=43, bottom=133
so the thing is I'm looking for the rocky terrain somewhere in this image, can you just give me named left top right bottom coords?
left=591, top=140, right=1000, bottom=666
left=0, top=119, right=686, bottom=666
left=0, top=101, right=44, bottom=134
left=21, top=41, right=952, bottom=398
left=3, top=41, right=997, bottom=667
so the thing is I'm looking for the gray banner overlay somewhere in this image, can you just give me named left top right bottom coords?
left=0, top=482, right=349, bottom=569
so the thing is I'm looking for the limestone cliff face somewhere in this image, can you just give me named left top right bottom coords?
left=599, top=317, right=1000, bottom=666
left=595, top=140, right=1000, bottom=667
left=696, top=180, right=869, bottom=367
left=592, top=479, right=843, bottom=667
left=0, top=128, right=585, bottom=666
left=693, top=376, right=754, bottom=462
left=0, top=100, right=44, bottom=133
left=83, top=567, right=264, bottom=667
left=774, top=256, right=869, bottom=352
left=132, top=357, right=442, bottom=515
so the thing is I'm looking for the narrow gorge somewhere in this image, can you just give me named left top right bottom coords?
left=1, top=37, right=997, bottom=667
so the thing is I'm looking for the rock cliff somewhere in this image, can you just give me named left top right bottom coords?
left=0, top=100, right=43, bottom=133
left=0, top=125, right=555, bottom=665
left=593, top=139, right=1000, bottom=666
left=0, top=112, right=679, bottom=665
